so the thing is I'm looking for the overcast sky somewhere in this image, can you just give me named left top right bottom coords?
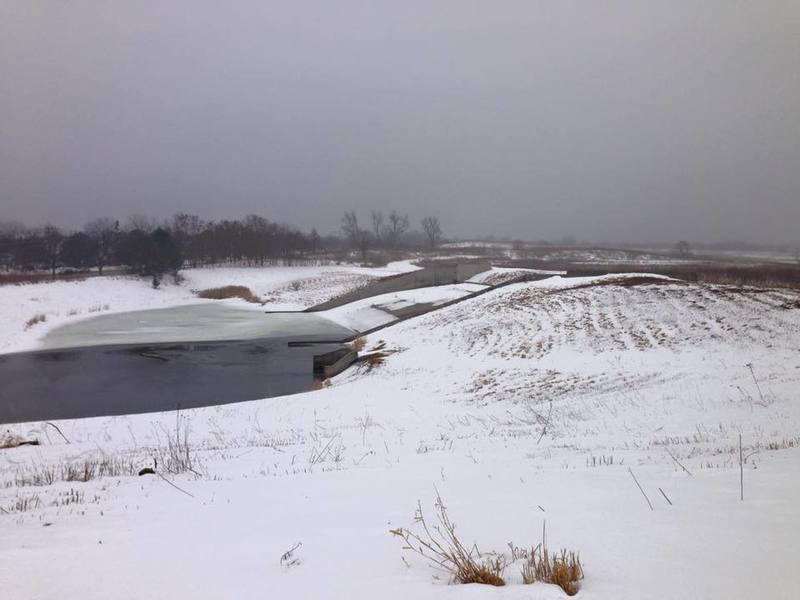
left=1, top=1, right=798, bottom=243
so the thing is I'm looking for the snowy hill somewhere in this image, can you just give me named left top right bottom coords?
left=2, top=273, right=799, bottom=599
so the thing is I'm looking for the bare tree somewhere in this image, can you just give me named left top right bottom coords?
left=0, top=221, right=26, bottom=273
left=126, top=214, right=156, bottom=233
left=170, top=213, right=203, bottom=238
left=371, top=210, right=384, bottom=245
left=357, top=230, right=372, bottom=262
left=676, top=240, right=691, bottom=256
left=384, top=211, right=409, bottom=247
left=42, top=225, right=63, bottom=277
left=169, top=213, right=203, bottom=267
left=341, top=211, right=360, bottom=249
left=421, top=216, right=442, bottom=249
left=0, top=220, right=26, bottom=238
left=309, top=228, right=321, bottom=253
left=84, top=218, right=119, bottom=274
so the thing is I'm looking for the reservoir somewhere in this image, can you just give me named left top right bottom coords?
left=0, top=304, right=354, bottom=424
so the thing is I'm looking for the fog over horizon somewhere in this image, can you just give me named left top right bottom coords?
left=2, top=2, right=798, bottom=244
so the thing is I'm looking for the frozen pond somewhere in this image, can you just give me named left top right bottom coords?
left=39, top=303, right=353, bottom=349
left=0, top=304, right=354, bottom=424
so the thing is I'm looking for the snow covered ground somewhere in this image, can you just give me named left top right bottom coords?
left=322, top=282, right=486, bottom=332
left=467, top=267, right=565, bottom=286
left=2, top=271, right=800, bottom=599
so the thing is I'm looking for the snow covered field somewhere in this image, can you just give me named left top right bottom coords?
left=2, top=270, right=800, bottom=599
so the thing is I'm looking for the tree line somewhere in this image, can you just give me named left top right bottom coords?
left=341, top=210, right=442, bottom=260
left=0, top=211, right=444, bottom=281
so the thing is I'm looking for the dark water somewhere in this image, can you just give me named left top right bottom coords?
left=0, top=338, right=344, bottom=424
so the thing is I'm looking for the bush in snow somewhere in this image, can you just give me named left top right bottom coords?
left=390, top=492, right=506, bottom=587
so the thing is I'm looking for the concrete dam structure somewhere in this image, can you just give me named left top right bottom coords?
left=308, top=260, right=491, bottom=311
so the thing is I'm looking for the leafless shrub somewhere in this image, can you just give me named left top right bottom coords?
left=197, top=285, right=262, bottom=304
left=390, top=492, right=506, bottom=586
left=511, top=524, right=583, bottom=596
left=24, top=313, right=46, bottom=329
left=153, top=407, right=200, bottom=476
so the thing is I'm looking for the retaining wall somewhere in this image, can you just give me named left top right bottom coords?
left=308, top=260, right=491, bottom=311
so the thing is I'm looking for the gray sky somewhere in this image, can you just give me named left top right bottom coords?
left=1, top=1, right=798, bottom=243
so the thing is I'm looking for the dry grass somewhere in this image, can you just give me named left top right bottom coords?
left=350, top=336, right=367, bottom=352
left=390, top=495, right=583, bottom=593
left=153, top=407, right=201, bottom=476
left=0, top=272, right=89, bottom=286
left=196, top=285, right=262, bottom=304
left=390, top=492, right=506, bottom=587
left=360, top=351, right=390, bottom=372
left=24, top=313, right=46, bottom=329
left=8, top=455, right=138, bottom=487
left=760, top=437, right=799, bottom=451
left=0, top=432, right=40, bottom=449
left=511, top=524, right=583, bottom=596
left=311, top=378, right=331, bottom=391
left=0, top=493, right=42, bottom=514
left=53, top=488, right=84, bottom=506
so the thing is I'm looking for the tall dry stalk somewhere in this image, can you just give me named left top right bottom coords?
left=513, top=523, right=583, bottom=596
left=390, top=491, right=506, bottom=586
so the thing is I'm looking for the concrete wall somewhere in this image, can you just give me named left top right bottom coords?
left=308, top=260, right=490, bottom=311
left=313, top=347, right=357, bottom=379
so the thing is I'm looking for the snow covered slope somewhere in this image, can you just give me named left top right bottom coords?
left=2, top=274, right=799, bottom=599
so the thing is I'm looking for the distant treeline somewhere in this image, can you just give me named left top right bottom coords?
left=0, top=211, right=444, bottom=283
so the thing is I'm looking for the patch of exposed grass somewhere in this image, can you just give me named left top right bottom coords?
left=392, top=495, right=584, bottom=594
left=197, top=285, right=262, bottom=304
left=311, top=378, right=331, bottom=391
left=0, top=432, right=40, bottom=449
left=0, top=493, right=42, bottom=514
left=8, top=455, right=139, bottom=488
left=362, top=351, right=389, bottom=371
left=511, top=525, right=583, bottom=596
left=24, top=313, right=46, bottom=329
left=390, top=492, right=506, bottom=587
left=52, top=488, right=85, bottom=507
